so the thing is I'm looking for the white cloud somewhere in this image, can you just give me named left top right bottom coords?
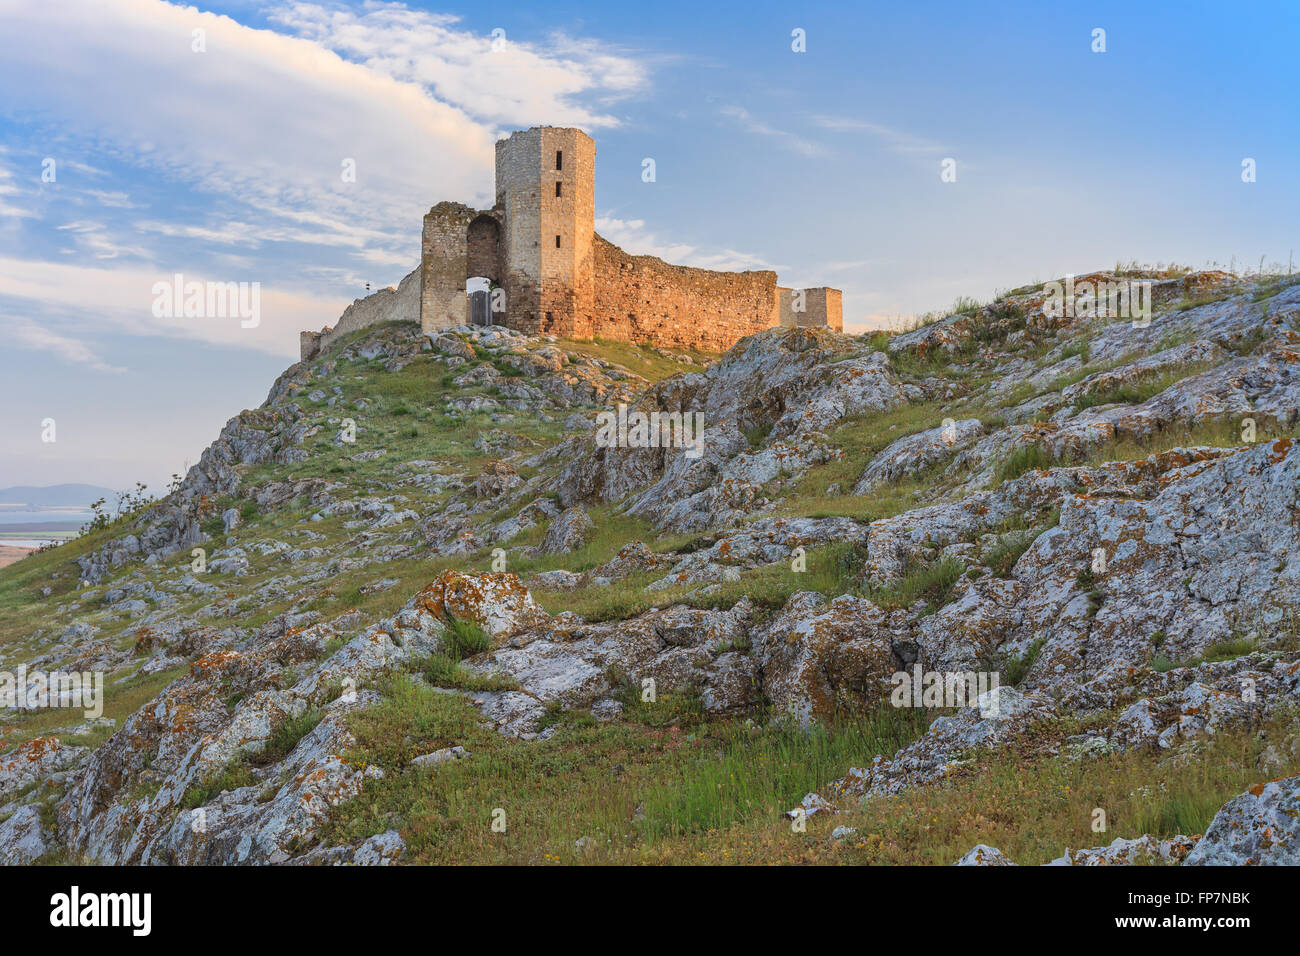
left=821, top=258, right=882, bottom=273
left=0, top=199, right=34, bottom=219
left=0, top=255, right=345, bottom=358
left=268, top=2, right=648, bottom=130
left=0, top=0, right=495, bottom=268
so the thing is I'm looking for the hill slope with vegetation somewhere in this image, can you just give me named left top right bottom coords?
left=3, top=267, right=1300, bottom=865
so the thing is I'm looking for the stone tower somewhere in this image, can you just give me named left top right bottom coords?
left=495, top=127, right=595, bottom=337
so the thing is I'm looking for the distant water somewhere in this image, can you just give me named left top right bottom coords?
left=0, top=507, right=93, bottom=525
left=0, top=507, right=88, bottom=548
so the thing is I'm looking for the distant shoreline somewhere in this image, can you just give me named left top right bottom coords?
left=0, top=522, right=81, bottom=534
left=0, top=524, right=76, bottom=557
left=0, top=543, right=37, bottom=569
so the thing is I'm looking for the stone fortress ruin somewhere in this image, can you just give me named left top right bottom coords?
left=301, top=126, right=842, bottom=361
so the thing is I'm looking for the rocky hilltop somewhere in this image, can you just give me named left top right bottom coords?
left=2, top=267, right=1299, bottom=865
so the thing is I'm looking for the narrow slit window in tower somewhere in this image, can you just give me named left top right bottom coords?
left=555, top=181, right=562, bottom=197
left=556, top=150, right=563, bottom=170
left=555, top=235, right=562, bottom=248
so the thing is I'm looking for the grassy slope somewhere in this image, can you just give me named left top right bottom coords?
left=320, top=677, right=1300, bottom=864
left=4, top=275, right=1300, bottom=863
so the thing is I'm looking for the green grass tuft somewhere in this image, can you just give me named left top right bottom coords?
left=994, top=444, right=1050, bottom=484
left=984, top=531, right=1036, bottom=578
left=865, top=555, right=964, bottom=612
left=248, top=708, right=324, bottom=767
left=442, top=618, right=492, bottom=658
left=1003, top=637, right=1046, bottom=686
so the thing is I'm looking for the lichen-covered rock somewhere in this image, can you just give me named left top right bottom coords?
left=411, top=745, right=468, bottom=768
left=854, top=419, right=983, bottom=493
left=1048, top=834, right=1197, bottom=866
left=1017, top=438, right=1300, bottom=704
left=916, top=576, right=1023, bottom=676
left=474, top=461, right=522, bottom=499
left=955, top=844, right=1016, bottom=866
left=143, top=699, right=384, bottom=865
left=530, top=569, right=582, bottom=590
left=539, top=506, right=594, bottom=554
left=470, top=689, right=550, bottom=738
left=751, top=592, right=899, bottom=726
left=0, top=805, right=48, bottom=864
left=52, top=581, right=460, bottom=864
left=0, top=737, right=86, bottom=798
left=957, top=835, right=1197, bottom=866
left=430, top=332, right=475, bottom=361
left=587, top=541, right=671, bottom=581
left=1184, top=775, right=1300, bottom=865
left=351, top=829, right=405, bottom=865
left=466, top=599, right=760, bottom=729
left=412, top=570, right=549, bottom=640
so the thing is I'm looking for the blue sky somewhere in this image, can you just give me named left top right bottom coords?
left=1, top=0, right=1297, bottom=491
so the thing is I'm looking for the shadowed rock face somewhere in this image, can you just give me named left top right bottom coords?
left=7, top=270, right=1300, bottom=864
left=555, top=326, right=915, bottom=532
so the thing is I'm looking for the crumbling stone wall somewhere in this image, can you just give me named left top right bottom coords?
left=421, top=202, right=481, bottom=334
left=300, top=266, right=420, bottom=361
left=591, top=235, right=779, bottom=351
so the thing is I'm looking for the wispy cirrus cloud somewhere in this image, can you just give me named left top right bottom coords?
left=720, top=106, right=827, bottom=158
left=55, top=220, right=153, bottom=261
left=84, top=190, right=139, bottom=209
left=810, top=114, right=949, bottom=155
left=3, top=313, right=126, bottom=373
left=0, top=153, right=36, bottom=220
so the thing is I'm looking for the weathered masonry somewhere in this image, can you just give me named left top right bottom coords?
left=301, top=126, right=841, bottom=361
